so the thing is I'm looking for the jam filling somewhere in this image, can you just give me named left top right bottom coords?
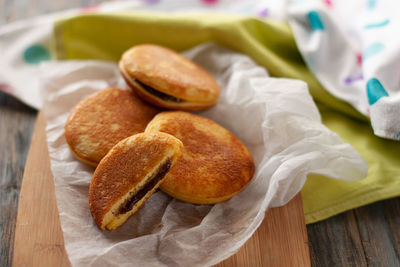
left=118, top=159, right=172, bottom=215
left=135, top=79, right=184, bottom=103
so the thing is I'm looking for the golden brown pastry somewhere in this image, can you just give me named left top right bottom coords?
left=145, top=111, right=255, bottom=204
left=118, top=44, right=220, bottom=110
left=64, top=88, right=160, bottom=167
left=89, top=132, right=183, bottom=230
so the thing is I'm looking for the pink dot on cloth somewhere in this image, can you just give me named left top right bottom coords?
left=201, top=0, right=219, bottom=5
left=324, top=0, right=333, bottom=7
left=79, top=4, right=100, bottom=14
left=356, top=53, right=363, bottom=65
left=0, top=83, right=13, bottom=94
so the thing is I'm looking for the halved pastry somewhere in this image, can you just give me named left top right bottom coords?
left=119, top=44, right=220, bottom=110
left=89, top=132, right=183, bottom=230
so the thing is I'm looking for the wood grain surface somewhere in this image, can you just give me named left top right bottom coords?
left=308, top=199, right=400, bottom=266
left=11, top=111, right=70, bottom=267
left=1, top=1, right=400, bottom=266
left=12, top=112, right=310, bottom=267
left=0, top=92, right=37, bottom=266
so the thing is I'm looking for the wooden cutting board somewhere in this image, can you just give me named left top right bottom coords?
left=12, top=112, right=310, bottom=267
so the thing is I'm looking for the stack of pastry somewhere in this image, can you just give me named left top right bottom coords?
left=65, top=44, right=255, bottom=230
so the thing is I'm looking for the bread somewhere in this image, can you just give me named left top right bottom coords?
left=64, top=88, right=160, bottom=166
left=89, top=132, right=183, bottom=230
left=145, top=111, right=255, bottom=204
left=119, top=44, right=220, bottom=110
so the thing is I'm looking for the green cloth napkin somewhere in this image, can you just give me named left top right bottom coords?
left=53, top=12, right=400, bottom=224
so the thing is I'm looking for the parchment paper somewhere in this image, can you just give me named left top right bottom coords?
left=41, top=43, right=367, bottom=267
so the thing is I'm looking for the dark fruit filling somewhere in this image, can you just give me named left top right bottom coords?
left=118, top=159, right=172, bottom=214
left=135, top=79, right=184, bottom=103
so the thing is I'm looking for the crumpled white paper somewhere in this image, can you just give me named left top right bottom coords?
left=41, top=43, right=367, bottom=267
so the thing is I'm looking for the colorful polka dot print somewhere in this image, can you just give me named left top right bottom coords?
left=79, top=4, right=101, bottom=14
left=0, top=83, right=13, bottom=94
left=23, top=44, right=51, bottom=65
left=201, top=0, right=219, bottom=5
left=307, top=11, right=325, bottom=31
left=323, top=0, right=333, bottom=7
left=366, top=78, right=389, bottom=105
left=395, top=131, right=400, bottom=140
left=363, top=42, right=385, bottom=61
left=367, top=0, right=377, bottom=9
left=364, top=19, right=390, bottom=29
left=356, top=53, right=363, bottom=65
left=344, top=74, right=363, bottom=85
left=257, top=8, right=269, bottom=18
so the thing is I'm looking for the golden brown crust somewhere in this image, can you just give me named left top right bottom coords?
left=145, top=111, right=255, bottom=204
left=66, top=143, right=98, bottom=167
left=89, top=132, right=183, bottom=230
left=64, top=88, right=160, bottom=166
left=119, top=44, right=220, bottom=109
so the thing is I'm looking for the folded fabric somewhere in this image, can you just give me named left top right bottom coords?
left=52, top=12, right=400, bottom=223
left=289, top=0, right=400, bottom=141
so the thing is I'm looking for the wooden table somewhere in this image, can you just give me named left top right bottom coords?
left=1, top=1, right=399, bottom=266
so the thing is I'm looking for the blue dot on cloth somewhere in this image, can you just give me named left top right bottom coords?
left=363, top=42, right=385, bottom=61
left=307, top=11, right=325, bottom=31
left=364, top=19, right=390, bottom=29
left=366, top=78, right=389, bottom=105
left=368, top=0, right=377, bottom=9
left=395, top=131, right=400, bottom=140
left=23, top=44, right=51, bottom=65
